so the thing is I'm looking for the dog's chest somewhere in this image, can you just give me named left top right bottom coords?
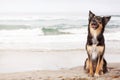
left=91, top=35, right=98, bottom=59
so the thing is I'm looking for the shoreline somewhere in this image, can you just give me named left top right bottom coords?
left=0, top=63, right=119, bottom=80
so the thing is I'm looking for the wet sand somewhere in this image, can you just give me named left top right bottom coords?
left=0, top=48, right=120, bottom=73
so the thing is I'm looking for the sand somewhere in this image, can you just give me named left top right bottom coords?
left=0, top=63, right=119, bottom=80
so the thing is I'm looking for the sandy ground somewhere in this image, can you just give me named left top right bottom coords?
left=0, top=63, right=119, bottom=80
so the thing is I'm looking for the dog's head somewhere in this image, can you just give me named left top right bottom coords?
left=88, top=11, right=111, bottom=34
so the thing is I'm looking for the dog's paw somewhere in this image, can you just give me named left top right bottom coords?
left=88, top=72, right=94, bottom=77
left=94, top=73, right=100, bottom=77
left=84, top=69, right=89, bottom=73
left=100, top=70, right=104, bottom=75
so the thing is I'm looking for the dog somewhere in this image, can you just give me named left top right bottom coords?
left=84, top=11, right=111, bottom=77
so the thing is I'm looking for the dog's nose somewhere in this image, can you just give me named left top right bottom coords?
left=92, top=20, right=97, bottom=25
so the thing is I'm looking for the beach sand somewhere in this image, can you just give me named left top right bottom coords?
left=0, top=63, right=119, bottom=80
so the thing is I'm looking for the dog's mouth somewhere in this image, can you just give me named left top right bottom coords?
left=91, top=22, right=98, bottom=29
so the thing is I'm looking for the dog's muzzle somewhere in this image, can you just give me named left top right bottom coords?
left=91, top=20, right=98, bottom=29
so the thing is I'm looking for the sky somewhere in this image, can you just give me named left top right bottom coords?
left=0, top=0, right=119, bottom=14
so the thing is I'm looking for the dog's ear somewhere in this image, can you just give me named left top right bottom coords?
left=89, top=11, right=95, bottom=20
left=103, top=16, right=111, bottom=26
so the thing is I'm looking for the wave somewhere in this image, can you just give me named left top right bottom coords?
left=111, top=15, right=120, bottom=17
left=0, top=25, right=31, bottom=30
left=42, top=27, right=70, bottom=35
left=0, top=17, right=119, bottom=36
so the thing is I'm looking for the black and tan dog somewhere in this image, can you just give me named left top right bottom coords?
left=84, top=11, right=111, bottom=77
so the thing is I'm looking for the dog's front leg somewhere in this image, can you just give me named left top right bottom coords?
left=95, top=56, right=103, bottom=77
left=89, top=59, right=94, bottom=76
left=94, top=56, right=100, bottom=77
left=95, top=48, right=104, bottom=76
left=88, top=55, right=94, bottom=77
left=94, top=46, right=104, bottom=77
left=87, top=45, right=94, bottom=76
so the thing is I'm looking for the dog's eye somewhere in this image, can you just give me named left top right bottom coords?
left=96, top=18, right=102, bottom=24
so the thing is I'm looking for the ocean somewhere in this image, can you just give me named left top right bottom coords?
left=0, top=14, right=119, bottom=51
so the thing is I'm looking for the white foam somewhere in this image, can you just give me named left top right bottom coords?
left=0, top=29, right=86, bottom=50
left=60, top=27, right=87, bottom=34
left=105, top=31, right=120, bottom=41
